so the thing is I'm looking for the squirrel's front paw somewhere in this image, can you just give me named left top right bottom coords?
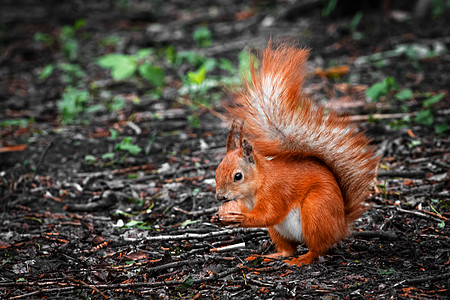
left=214, top=200, right=243, bottom=225
left=219, top=211, right=244, bottom=225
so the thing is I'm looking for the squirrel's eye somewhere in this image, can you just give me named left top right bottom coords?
left=234, top=172, right=243, bottom=182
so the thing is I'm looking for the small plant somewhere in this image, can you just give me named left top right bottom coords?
left=59, top=19, right=86, bottom=61
left=59, top=87, right=89, bottom=124
left=38, top=64, right=54, bottom=81
left=84, top=155, right=96, bottom=165
left=58, top=63, right=86, bottom=85
left=34, top=32, right=54, bottom=46
left=348, top=11, right=363, bottom=32
left=430, top=0, right=450, bottom=18
left=193, top=26, right=212, bottom=48
left=99, top=35, right=122, bottom=47
left=0, top=118, right=32, bottom=128
left=98, top=48, right=165, bottom=86
left=115, top=137, right=142, bottom=155
left=356, top=42, right=448, bottom=69
left=366, top=77, right=400, bottom=102
left=322, top=0, right=338, bottom=17
left=415, top=93, right=445, bottom=128
left=395, top=88, right=413, bottom=101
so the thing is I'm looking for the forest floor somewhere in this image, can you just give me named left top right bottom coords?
left=1, top=0, right=449, bottom=299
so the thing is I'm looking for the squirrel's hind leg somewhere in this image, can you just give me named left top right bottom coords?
left=287, top=179, right=348, bottom=267
left=285, top=251, right=319, bottom=266
left=246, top=226, right=298, bottom=263
left=267, top=226, right=298, bottom=257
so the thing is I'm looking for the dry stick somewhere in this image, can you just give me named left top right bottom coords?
left=349, top=109, right=450, bottom=122
left=173, top=206, right=218, bottom=217
left=145, top=258, right=204, bottom=274
left=76, top=162, right=218, bottom=187
left=353, top=230, right=398, bottom=241
left=131, top=162, right=219, bottom=182
left=395, top=272, right=450, bottom=286
left=210, top=242, right=246, bottom=252
left=377, top=169, right=428, bottom=178
left=34, top=141, right=52, bottom=175
left=10, top=266, right=243, bottom=298
left=69, top=279, right=108, bottom=299
left=9, top=287, right=76, bottom=300
left=145, top=227, right=267, bottom=241
left=348, top=112, right=417, bottom=122
left=395, top=206, right=444, bottom=223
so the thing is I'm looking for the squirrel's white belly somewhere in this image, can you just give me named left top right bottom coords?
left=274, top=207, right=303, bottom=242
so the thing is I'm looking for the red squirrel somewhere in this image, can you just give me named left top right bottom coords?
left=212, top=44, right=379, bottom=266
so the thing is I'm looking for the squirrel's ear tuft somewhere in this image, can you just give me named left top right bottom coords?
left=226, top=121, right=240, bottom=151
left=242, top=139, right=255, bottom=163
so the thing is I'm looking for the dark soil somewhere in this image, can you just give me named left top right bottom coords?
left=1, top=1, right=449, bottom=299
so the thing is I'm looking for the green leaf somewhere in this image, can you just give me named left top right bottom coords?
left=177, top=51, right=206, bottom=67
left=218, top=58, right=235, bottom=75
left=187, top=66, right=206, bottom=85
left=73, top=19, right=86, bottom=30
left=193, top=26, right=212, bottom=48
left=110, top=129, right=119, bottom=140
left=238, top=51, right=257, bottom=82
left=366, top=82, right=388, bottom=102
left=202, top=58, right=216, bottom=73
left=138, top=64, right=165, bottom=86
left=135, top=48, right=153, bottom=60
left=85, top=104, right=104, bottom=113
left=59, top=87, right=89, bottom=124
left=322, top=0, right=338, bottom=17
left=384, top=76, right=400, bottom=91
left=99, top=35, right=121, bottom=46
left=102, top=153, right=115, bottom=160
left=434, top=123, right=450, bottom=134
left=192, top=188, right=200, bottom=197
left=115, top=137, right=142, bottom=155
left=415, top=109, right=434, bottom=126
left=110, top=96, right=125, bottom=111
left=179, top=219, right=201, bottom=227
left=378, top=268, right=395, bottom=275
left=348, top=11, right=363, bottom=32
left=423, top=93, right=444, bottom=108
left=165, top=46, right=177, bottom=64
left=39, top=64, right=54, bottom=81
left=366, top=77, right=400, bottom=102
left=34, top=32, right=53, bottom=43
left=60, top=26, right=75, bottom=40
left=0, top=118, right=29, bottom=128
left=111, top=58, right=136, bottom=80
left=187, top=115, right=200, bottom=128
left=85, top=155, right=96, bottom=164
left=407, top=139, right=422, bottom=149
left=181, top=276, right=194, bottom=288
left=395, top=89, right=413, bottom=101
left=98, top=54, right=122, bottom=68
left=62, top=39, right=78, bottom=61
left=98, top=54, right=137, bottom=80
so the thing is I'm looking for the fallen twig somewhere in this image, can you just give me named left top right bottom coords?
left=210, top=242, right=246, bottom=252
left=398, top=272, right=450, bottom=286
left=395, top=207, right=445, bottom=223
left=173, top=206, right=218, bottom=217
left=144, top=227, right=267, bottom=241
left=353, top=230, right=398, bottom=240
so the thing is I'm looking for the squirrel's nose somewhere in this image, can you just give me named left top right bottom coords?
left=215, top=193, right=227, bottom=201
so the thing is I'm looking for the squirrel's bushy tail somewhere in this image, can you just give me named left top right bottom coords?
left=227, top=44, right=379, bottom=224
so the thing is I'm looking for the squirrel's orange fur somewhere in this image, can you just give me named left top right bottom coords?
left=214, top=44, right=379, bottom=266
